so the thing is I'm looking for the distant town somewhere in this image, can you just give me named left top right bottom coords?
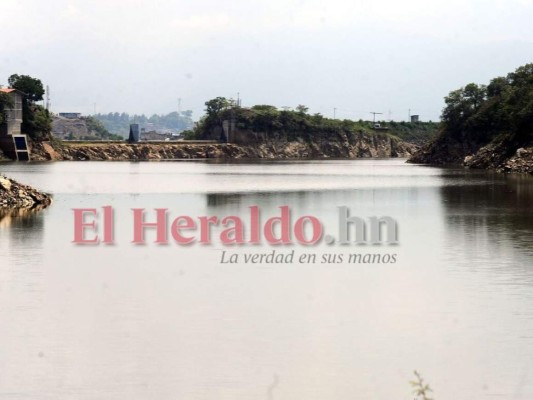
left=52, top=111, right=195, bottom=141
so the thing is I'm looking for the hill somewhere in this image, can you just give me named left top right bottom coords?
left=51, top=115, right=122, bottom=141
left=409, top=63, right=533, bottom=174
left=192, top=98, right=439, bottom=147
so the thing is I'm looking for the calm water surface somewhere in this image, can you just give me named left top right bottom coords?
left=0, top=159, right=532, bottom=400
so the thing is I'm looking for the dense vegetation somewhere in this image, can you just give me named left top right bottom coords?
left=442, top=63, right=532, bottom=144
left=95, top=111, right=194, bottom=137
left=385, top=120, right=440, bottom=144
left=4, top=74, right=52, bottom=140
left=192, top=97, right=438, bottom=143
left=415, top=63, right=533, bottom=163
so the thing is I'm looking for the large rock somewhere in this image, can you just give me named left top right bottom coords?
left=409, top=130, right=533, bottom=174
left=498, top=147, right=533, bottom=174
left=0, top=176, right=52, bottom=209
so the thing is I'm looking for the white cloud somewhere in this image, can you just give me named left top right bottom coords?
left=170, top=14, right=232, bottom=30
left=60, top=3, right=83, bottom=19
left=1, top=0, right=532, bottom=118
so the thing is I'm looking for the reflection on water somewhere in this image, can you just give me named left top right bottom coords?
left=0, top=160, right=532, bottom=400
left=440, top=170, right=533, bottom=253
left=439, top=171, right=533, bottom=293
left=0, top=205, right=48, bottom=229
left=0, top=206, right=46, bottom=268
left=206, top=193, right=244, bottom=207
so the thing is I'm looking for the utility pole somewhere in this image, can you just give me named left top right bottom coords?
left=45, top=85, right=50, bottom=111
left=370, top=111, right=383, bottom=124
left=94, top=103, right=96, bottom=115
left=408, top=108, right=411, bottom=122
left=333, top=107, right=337, bottom=119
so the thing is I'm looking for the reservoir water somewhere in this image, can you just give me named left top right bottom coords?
left=0, top=159, right=532, bottom=400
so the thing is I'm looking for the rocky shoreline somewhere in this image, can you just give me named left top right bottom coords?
left=0, top=175, right=52, bottom=209
left=408, top=63, right=533, bottom=175
left=463, top=142, right=533, bottom=174
left=3, top=135, right=530, bottom=174
left=29, top=134, right=417, bottom=161
left=408, top=134, right=533, bottom=174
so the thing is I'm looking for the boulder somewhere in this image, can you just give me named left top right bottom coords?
left=0, top=175, right=52, bottom=209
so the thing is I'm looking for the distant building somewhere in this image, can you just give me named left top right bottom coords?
left=58, top=112, right=82, bottom=119
left=0, top=88, right=30, bottom=161
left=410, top=115, right=420, bottom=123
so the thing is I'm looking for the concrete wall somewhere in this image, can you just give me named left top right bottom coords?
left=1, top=92, right=23, bottom=136
left=0, top=135, right=30, bottom=161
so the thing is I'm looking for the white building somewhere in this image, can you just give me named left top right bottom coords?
left=0, top=88, right=30, bottom=161
left=0, top=88, right=24, bottom=136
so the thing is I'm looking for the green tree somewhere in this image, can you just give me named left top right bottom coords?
left=296, top=104, right=309, bottom=114
left=486, top=76, right=508, bottom=97
left=205, top=97, right=231, bottom=118
left=441, top=83, right=486, bottom=133
left=7, top=74, right=45, bottom=102
left=437, top=62, right=533, bottom=158
left=85, top=116, right=113, bottom=139
left=251, top=105, right=278, bottom=112
left=23, top=104, right=52, bottom=140
left=6, top=74, right=51, bottom=139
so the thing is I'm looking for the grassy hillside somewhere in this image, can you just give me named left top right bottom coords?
left=192, top=99, right=438, bottom=144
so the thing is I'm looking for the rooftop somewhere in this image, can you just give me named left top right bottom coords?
left=0, top=88, right=25, bottom=95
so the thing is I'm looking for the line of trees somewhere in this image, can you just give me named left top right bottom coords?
left=191, top=97, right=438, bottom=142
left=440, top=63, right=533, bottom=147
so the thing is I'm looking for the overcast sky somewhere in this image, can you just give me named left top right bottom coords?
left=1, top=0, right=532, bottom=121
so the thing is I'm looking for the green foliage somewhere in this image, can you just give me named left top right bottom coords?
left=84, top=116, right=123, bottom=140
left=8, top=74, right=45, bottom=102
left=296, top=104, right=309, bottom=114
left=441, top=63, right=533, bottom=146
left=194, top=97, right=438, bottom=143
left=410, top=370, right=433, bottom=400
left=181, top=129, right=199, bottom=140
left=23, top=104, right=52, bottom=140
left=442, top=83, right=487, bottom=134
left=386, top=120, right=440, bottom=144
left=2, top=73, right=51, bottom=139
left=205, top=97, right=232, bottom=117
left=251, top=105, right=277, bottom=112
left=192, top=97, right=238, bottom=141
